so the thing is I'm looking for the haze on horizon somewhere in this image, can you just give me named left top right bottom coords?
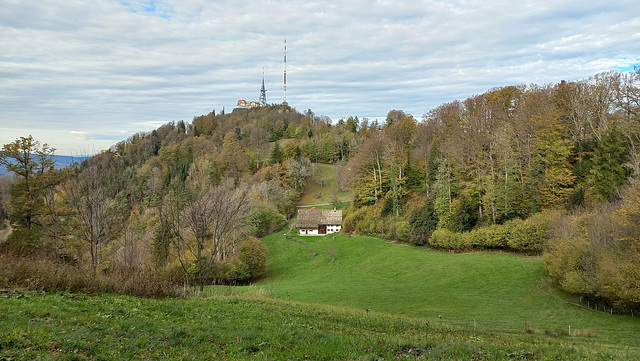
left=1, top=0, right=639, bottom=155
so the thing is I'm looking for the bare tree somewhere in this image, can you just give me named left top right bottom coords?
left=66, top=164, right=112, bottom=273
left=181, top=183, right=249, bottom=291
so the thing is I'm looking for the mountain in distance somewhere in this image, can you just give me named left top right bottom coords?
left=0, top=155, right=88, bottom=176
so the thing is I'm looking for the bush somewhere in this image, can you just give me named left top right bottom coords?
left=427, top=212, right=550, bottom=253
left=429, top=229, right=471, bottom=252
left=249, top=204, right=286, bottom=237
left=506, top=214, right=549, bottom=252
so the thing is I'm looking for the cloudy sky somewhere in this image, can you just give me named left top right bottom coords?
left=1, top=0, right=639, bottom=155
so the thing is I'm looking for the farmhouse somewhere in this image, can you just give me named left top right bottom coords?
left=297, top=208, right=342, bottom=236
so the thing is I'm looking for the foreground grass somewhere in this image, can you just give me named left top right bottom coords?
left=1, top=290, right=638, bottom=360
left=254, top=233, right=640, bottom=348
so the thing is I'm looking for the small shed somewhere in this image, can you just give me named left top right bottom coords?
left=297, top=208, right=342, bottom=236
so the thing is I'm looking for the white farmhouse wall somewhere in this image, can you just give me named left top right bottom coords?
left=298, top=225, right=342, bottom=236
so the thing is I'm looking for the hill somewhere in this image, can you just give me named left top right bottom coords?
left=0, top=154, right=87, bottom=176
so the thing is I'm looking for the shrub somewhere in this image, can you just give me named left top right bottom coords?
left=429, top=229, right=471, bottom=252
left=506, top=213, right=549, bottom=252
left=427, top=212, right=550, bottom=253
left=249, top=203, right=286, bottom=237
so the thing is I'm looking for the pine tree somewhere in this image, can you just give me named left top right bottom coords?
left=589, top=123, right=626, bottom=201
left=270, top=141, right=282, bottom=165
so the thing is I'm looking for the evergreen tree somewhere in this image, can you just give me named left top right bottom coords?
left=408, top=201, right=438, bottom=245
left=270, top=141, right=283, bottom=165
left=589, top=123, right=627, bottom=201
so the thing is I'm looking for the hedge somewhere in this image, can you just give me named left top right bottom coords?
left=428, top=213, right=549, bottom=253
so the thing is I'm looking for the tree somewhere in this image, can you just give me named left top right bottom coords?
left=407, top=201, right=438, bottom=245
left=533, top=102, right=576, bottom=209
left=385, top=109, right=407, bottom=126
left=270, top=141, right=282, bottom=165
left=589, top=123, right=627, bottom=201
left=237, top=236, right=267, bottom=282
left=0, top=136, right=58, bottom=245
left=65, top=164, right=113, bottom=273
left=181, top=182, right=249, bottom=291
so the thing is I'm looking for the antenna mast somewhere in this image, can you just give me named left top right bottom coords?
left=259, top=67, right=267, bottom=106
left=283, top=39, right=287, bottom=105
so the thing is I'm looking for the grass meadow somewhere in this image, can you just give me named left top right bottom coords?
left=2, top=288, right=639, bottom=360
left=251, top=232, right=640, bottom=348
left=297, top=163, right=352, bottom=207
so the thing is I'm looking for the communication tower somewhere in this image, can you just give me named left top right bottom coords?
left=259, top=68, right=267, bottom=106
left=283, top=39, right=287, bottom=105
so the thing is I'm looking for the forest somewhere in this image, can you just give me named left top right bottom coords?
left=0, top=69, right=639, bottom=311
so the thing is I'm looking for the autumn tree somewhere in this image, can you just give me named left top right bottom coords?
left=342, top=130, right=386, bottom=206
left=65, top=163, right=114, bottom=273
left=236, top=236, right=267, bottom=282
left=0, top=136, right=63, bottom=245
left=181, top=171, right=249, bottom=291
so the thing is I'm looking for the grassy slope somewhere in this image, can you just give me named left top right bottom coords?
left=256, top=233, right=640, bottom=347
left=298, top=163, right=352, bottom=206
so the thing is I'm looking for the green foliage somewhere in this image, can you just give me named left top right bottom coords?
left=406, top=201, right=438, bottom=245
left=238, top=237, right=268, bottom=281
left=342, top=204, right=384, bottom=236
left=0, top=136, right=69, bottom=247
left=589, top=123, right=627, bottom=201
left=567, top=186, right=585, bottom=209
left=546, top=181, right=640, bottom=310
left=248, top=203, right=286, bottom=237
left=429, top=228, right=470, bottom=251
left=448, top=190, right=479, bottom=232
left=269, top=141, right=282, bottom=164
left=427, top=212, right=549, bottom=253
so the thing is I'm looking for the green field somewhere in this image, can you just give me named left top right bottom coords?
left=2, top=232, right=640, bottom=359
left=254, top=232, right=640, bottom=347
left=2, top=289, right=639, bottom=360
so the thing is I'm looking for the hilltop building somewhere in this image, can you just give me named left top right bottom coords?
left=236, top=99, right=260, bottom=108
left=236, top=71, right=268, bottom=109
left=297, top=208, right=342, bottom=236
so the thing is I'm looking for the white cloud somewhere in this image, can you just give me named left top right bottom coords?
left=1, top=0, right=639, bottom=154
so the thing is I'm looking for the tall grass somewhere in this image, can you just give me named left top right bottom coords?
left=0, top=243, right=179, bottom=298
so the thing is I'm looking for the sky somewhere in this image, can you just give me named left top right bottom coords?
left=1, top=0, right=639, bottom=155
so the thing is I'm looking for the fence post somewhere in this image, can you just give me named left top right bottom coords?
left=568, top=325, right=571, bottom=336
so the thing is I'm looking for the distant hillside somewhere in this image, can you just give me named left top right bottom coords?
left=0, top=155, right=87, bottom=176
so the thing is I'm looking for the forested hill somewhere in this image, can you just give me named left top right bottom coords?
left=0, top=155, right=87, bottom=176
left=1, top=70, right=639, bottom=309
